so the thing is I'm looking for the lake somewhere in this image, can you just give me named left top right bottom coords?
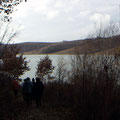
left=20, top=54, right=120, bottom=80
left=20, top=55, right=72, bottom=80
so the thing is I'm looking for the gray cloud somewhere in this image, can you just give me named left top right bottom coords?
left=12, top=0, right=120, bottom=43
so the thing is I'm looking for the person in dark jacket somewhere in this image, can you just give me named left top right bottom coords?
left=22, top=77, right=32, bottom=106
left=22, top=79, right=26, bottom=102
left=32, top=78, right=36, bottom=101
left=35, top=77, right=44, bottom=107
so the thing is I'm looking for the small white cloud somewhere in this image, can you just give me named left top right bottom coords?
left=47, top=10, right=59, bottom=20
left=80, top=10, right=90, bottom=17
left=55, top=1, right=64, bottom=8
left=89, top=13, right=111, bottom=24
left=68, top=17, right=75, bottom=22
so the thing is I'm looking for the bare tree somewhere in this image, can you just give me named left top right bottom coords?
left=0, top=0, right=27, bottom=21
left=0, top=20, right=21, bottom=59
left=89, top=21, right=120, bottom=39
left=87, top=21, right=120, bottom=54
left=70, top=48, right=120, bottom=119
left=56, top=57, right=67, bottom=83
left=0, top=0, right=26, bottom=56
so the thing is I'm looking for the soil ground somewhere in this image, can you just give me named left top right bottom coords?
left=0, top=96, right=74, bottom=120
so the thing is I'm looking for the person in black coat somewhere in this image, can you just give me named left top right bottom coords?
left=32, top=78, right=36, bottom=101
left=22, top=77, right=32, bottom=106
left=35, top=77, right=44, bottom=107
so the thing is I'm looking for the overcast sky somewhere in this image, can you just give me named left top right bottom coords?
left=11, top=0, right=120, bottom=43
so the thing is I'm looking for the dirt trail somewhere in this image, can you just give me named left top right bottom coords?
left=0, top=97, right=74, bottom=120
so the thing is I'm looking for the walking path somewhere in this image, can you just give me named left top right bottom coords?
left=0, top=97, right=74, bottom=120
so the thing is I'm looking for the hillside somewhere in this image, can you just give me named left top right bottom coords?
left=54, top=36, right=120, bottom=55
left=22, top=39, right=95, bottom=54
left=15, top=42, right=53, bottom=53
left=16, top=36, right=120, bottom=55
left=24, top=40, right=83, bottom=54
left=95, top=46, right=120, bottom=55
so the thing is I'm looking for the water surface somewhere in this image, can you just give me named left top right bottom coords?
left=20, top=55, right=72, bottom=79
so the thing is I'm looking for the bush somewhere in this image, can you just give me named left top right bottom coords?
left=43, top=54, right=120, bottom=120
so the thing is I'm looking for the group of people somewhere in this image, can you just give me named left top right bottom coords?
left=12, top=77, right=44, bottom=107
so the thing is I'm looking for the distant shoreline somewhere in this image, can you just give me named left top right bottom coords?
left=20, top=53, right=116, bottom=56
left=22, top=53, right=74, bottom=55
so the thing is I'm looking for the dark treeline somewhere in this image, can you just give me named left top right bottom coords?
left=0, top=52, right=120, bottom=120
left=43, top=54, right=120, bottom=120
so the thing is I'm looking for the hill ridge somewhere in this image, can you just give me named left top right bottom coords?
left=15, top=36, right=120, bottom=55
